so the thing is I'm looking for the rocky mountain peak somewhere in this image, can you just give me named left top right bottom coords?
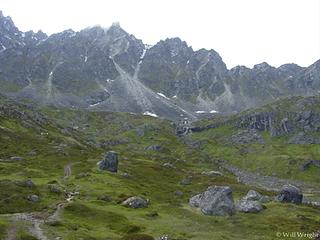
left=253, top=62, right=273, bottom=71
left=0, top=11, right=19, bottom=34
left=278, top=63, right=304, bottom=76
left=230, top=65, right=251, bottom=76
left=107, top=22, right=127, bottom=37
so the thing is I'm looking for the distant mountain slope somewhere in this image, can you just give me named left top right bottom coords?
left=0, top=10, right=319, bottom=119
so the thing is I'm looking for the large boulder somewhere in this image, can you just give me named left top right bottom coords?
left=236, top=199, right=263, bottom=213
left=189, top=186, right=235, bottom=216
left=122, top=196, right=149, bottom=209
left=277, top=184, right=303, bottom=204
left=243, top=190, right=263, bottom=201
left=98, top=151, right=118, bottom=172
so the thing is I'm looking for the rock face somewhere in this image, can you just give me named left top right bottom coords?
left=189, top=186, right=235, bottom=216
left=236, top=199, right=263, bottom=213
left=122, top=196, right=148, bottom=209
left=98, top=151, right=118, bottom=172
left=277, top=185, right=303, bottom=204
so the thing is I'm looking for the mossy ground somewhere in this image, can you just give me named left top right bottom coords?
left=0, top=104, right=319, bottom=239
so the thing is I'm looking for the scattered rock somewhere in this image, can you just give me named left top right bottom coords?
left=145, top=145, right=163, bottom=151
left=302, top=197, right=320, bottom=208
left=163, top=162, right=175, bottom=168
left=226, top=129, right=264, bottom=144
left=66, top=191, right=79, bottom=202
left=98, top=151, right=118, bottom=172
left=100, top=138, right=129, bottom=147
left=122, top=234, right=155, bottom=240
left=201, top=170, right=223, bottom=176
left=17, top=179, right=36, bottom=188
left=121, top=172, right=130, bottom=178
left=243, top=190, right=263, bottom=201
left=158, top=235, right=171, bottom=240
left=174, top=190, right=184, bottom=197
left=180, top=178, right=192, bottom=185
left=277, top=184, right=303, bottom=204
left=122, top=196, right=149, bottom=209
left=10, top=156, right=24, bottom=161
left=28, top=150, right=37, bottom=156
left=75, top=172, right=91, bottom=179
left=300, top=160, right=320, bottom=171
left=97, top=195, right=112, bottom=202
left=146, top=211, right=159, bottom=218
left=27, top=194, right=40, bottom=202
left=236, top=199, right=264, bottom=213
left=189, top=186, right=235, bottom=216
left=48, top=184, right=62, bottom=194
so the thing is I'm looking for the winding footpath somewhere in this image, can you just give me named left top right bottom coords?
left=4, top=164, right=77, bottom=240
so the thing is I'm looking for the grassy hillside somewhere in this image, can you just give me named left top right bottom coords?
left=0, top=95, right=319, bottom=239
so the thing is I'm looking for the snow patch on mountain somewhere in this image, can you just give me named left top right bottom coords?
left=157, top=92, right=170, bottom=100
left=143, top=111, right=158, bottom=117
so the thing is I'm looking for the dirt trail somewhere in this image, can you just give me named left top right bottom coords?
left=4, top=212, right=47, bottom=240
left=4, top=163, right=78, bottom=239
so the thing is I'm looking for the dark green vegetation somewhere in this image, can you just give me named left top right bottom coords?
left=0, top=95, right=320, bottom=239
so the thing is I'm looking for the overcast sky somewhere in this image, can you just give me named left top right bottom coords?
left=1, top=0, right=319, bottom=68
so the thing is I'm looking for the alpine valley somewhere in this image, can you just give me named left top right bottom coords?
left=0, top=10, right=319, bottom=240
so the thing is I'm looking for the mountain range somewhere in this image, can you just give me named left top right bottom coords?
left=0, top=10, right=319, bottom=120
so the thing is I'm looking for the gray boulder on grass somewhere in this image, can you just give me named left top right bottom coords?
left=277, top=184, right=303, bottom=204
left=98, top=151, right=118, bottom=172
left=27, top=194, right=40, bottom=202
left=236, top=199, right=264, bottom=213
left=243, top=190, right=263, bottom=201
left=122, top=196, right=149, bottom=208
left=189, top=186, right=235, bottom=216
left=180, top=178, right=192, bottom=185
